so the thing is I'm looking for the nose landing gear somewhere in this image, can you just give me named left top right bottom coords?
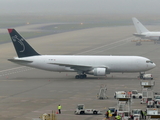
left=139, top=72, right=145, bottom=79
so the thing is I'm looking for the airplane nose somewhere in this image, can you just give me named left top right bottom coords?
left=150, top=63, right=156, bottom=69
left=153, top=63, right=156, bottom=68
left=147, top=63, right=156, bottom=70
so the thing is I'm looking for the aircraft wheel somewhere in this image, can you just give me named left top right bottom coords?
left=79, top=75, right=84, bottom=79
left=140, top=76, right=143, bottom=79
left=83, top=74, right=87, bottom=78
left=75, top=75, right=80, bottom=79
left=75, top=74, right=87, bottom=79
left=80, top=111, right=85, bottom=114
left=93, top=111, right=97, bottom=114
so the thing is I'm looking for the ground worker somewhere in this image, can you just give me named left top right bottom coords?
left=108, top=109, right=111, bottom=118
left=141, top=110, right=144, bottom=119
left=128, top=91, right=132, bottom=97
left=58, top=104, right=62, bottom=114
left=115, top=114, right=121, bottom=120
left=114, top=109, right=117, bottom=116
left=105, top=111, right=109, bottom=119
left=144, top=110, right=147, bottom=119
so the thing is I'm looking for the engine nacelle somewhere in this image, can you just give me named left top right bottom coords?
left=87, top=68, right=106, bottom=76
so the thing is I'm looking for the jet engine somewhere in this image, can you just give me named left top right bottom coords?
left=87, top=68, right=106, bottom=76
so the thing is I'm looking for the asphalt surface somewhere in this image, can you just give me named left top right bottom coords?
left=0, top=25, right=160, bottom=120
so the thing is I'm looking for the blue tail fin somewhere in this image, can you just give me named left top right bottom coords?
left=8, top=29, right=40, bottom=58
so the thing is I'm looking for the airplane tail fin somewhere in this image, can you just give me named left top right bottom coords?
left=8, top=29, right=40, bottom=58
left=132, top=17, right=149, bottom=33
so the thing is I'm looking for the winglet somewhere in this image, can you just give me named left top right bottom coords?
left=8, top=29, right=13, bottom=33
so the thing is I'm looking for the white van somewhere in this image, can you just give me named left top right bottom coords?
left=143, top=74, right=153, bottom=80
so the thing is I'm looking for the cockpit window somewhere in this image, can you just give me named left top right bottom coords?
left=146, top=61, right=153, bottom=64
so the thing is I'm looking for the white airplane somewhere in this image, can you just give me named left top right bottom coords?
left=132, top=17, right=160, bottom=42
left=8, top=29, right=156, bottom=79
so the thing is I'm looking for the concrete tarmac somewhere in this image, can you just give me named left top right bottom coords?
left=0, top=25, right=160, bottom=120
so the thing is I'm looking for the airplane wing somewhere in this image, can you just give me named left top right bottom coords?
left=49, top=63, right=108, bottom=71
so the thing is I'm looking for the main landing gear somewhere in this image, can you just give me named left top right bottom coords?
left=75, top=74, right=87, bottom=79
left=139, top=72, right=145, bottom=79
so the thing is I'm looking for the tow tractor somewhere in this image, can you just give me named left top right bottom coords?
left=131, top=90, right=142, bottom=99
left=74, top=104, right=101, bottom=115
left=142, top=74, right=153, bottom=80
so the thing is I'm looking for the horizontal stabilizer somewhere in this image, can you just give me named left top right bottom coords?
left=8, top=59, right=33, bottom=64
left=133, top=33, right=146, bottom=37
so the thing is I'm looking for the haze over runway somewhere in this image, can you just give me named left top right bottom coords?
left=0, top=22, right=160, bottom=120
left=1, top=0, right=160, bottom=119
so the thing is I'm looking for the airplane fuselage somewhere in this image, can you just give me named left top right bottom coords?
left=12, top=55, right=155, bottom=73
left=133, top=32, right=160, bottom=40
left=8, top=28, right=156, bottom=79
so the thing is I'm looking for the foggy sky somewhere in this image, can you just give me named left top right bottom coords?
left=0, top=0, right=160, bottom=15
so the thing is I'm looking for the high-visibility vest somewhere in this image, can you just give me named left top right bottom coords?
left=108, top=110, right=111, bottom=114
left=58, top=105, right=61, bottom=109
left=116, top=115, right=121, bottom=120
left=144, top=111, right=147, bottom=116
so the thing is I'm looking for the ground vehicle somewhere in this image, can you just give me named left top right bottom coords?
left=147, top=99, right=155, bottom=108
left=131, top=90, right=142, bottom=99
left=154, top=95, right=160, bottom=108
left=114, top=91, right=126, bottom=98
left=155, top=100, right=160, bottom=108
left=75, top=104, right=101, bottom=115
left=132, top=109, right=142, bottom=119
left=146, top=108, right=158, bottom=115
left=143, top=74, right=153, bottom=80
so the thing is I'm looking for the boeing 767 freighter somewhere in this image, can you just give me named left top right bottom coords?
left=8, top=29, right=156, bottom=79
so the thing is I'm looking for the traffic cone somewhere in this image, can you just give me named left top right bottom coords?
left=56, top=111, right=59, bottom=114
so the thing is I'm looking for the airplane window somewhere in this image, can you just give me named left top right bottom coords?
left=146, top=61, right=153, bottom=64
left=146, top=61, right=149, bottom=63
